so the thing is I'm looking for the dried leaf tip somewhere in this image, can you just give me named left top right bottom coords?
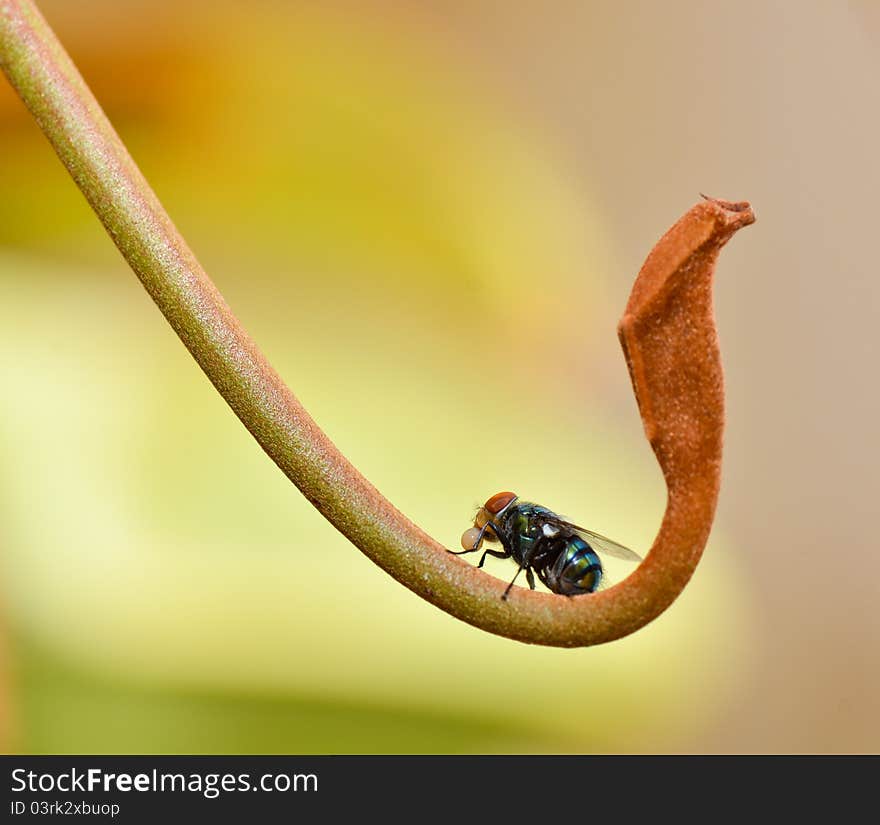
left=700, top=194, right=756, bottom=233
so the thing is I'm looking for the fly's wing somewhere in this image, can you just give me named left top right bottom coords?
left=558, top=520, right=643, bottom=563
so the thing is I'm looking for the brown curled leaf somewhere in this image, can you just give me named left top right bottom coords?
left=0, top=0, right=754, bottom=648
left=610, top=196, right=756, bottom=639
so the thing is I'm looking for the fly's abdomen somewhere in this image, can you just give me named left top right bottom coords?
left=551, top=536, right=603, bottom=595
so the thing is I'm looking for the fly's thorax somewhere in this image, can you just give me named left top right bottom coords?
left=490, top=503, right=542, bottom=564
left=508, top=503, right=558, bottom=543
left=511, top=508, right=533, bottom=537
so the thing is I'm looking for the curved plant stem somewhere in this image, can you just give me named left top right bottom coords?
left=0, top=0, right=754, bottom=647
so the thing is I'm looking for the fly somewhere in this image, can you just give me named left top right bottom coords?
left=453, top=491, right=642, bottom=600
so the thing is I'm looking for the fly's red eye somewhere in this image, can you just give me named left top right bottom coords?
left=484, top=491, right=517, bottom=515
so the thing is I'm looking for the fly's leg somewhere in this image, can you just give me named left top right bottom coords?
left=526, top=567, right=536, bottom=590
left=501, top=566, right=525, bottom=601
left=478, top=548, right=510, bottom=568
left=535, top=567, right=553, bottom=592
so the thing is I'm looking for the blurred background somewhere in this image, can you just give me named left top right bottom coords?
left=0, top=0, right=877, bottom=753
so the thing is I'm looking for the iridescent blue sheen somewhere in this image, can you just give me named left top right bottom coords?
left=553, top=536, right=602, bottom=593
left=495, top=502, right=604, bottom=595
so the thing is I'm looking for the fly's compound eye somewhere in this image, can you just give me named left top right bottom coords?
left=484, top=491, right=517, bottom=515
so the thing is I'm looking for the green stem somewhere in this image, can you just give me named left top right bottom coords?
left=0, top=0, right=753, bottom=647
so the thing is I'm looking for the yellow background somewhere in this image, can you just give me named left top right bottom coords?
left=0, top=1, right=877, bottom=752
